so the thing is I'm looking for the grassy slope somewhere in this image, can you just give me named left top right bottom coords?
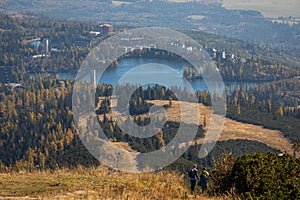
left=145, top=100, right=293, bottom=154
left=0, top=166, right=227, bottom=200
left=104, top=99, right=293, bottom=154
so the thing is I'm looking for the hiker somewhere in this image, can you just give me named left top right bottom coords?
left=198, top=167, right=209, bottom=193
left=188, top=163, right=199, bottom=194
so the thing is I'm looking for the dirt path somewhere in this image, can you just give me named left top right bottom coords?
left=78, top=112, right=139, bottom=173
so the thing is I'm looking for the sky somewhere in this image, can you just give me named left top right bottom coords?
left=222, top=0, right=300, bottom=18
left=167, top=0, right=299, bottom=18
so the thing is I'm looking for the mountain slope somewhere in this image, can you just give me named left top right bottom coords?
left=0, top=166, right=220, bottom=199
left=145, top=100, right=293, bottom=154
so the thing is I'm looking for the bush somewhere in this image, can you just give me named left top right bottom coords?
left=209, top=153, right=236, bottom=195
left=232, top=152, right=300, bottom=199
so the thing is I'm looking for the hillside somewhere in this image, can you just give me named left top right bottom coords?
left=223, top=0, right=300, bottom=18
left=0, top=166, right=222, bottom=200
left=0, top=152, right=299, bottom=199
left=2, top=76, right=298, bottom=174
left=0, top=4, right=299, bottom=199
left=2, top=0, right=300, bottom=50
left=134, top=100, right=293, bottom=154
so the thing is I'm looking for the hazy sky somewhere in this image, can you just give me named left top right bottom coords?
left=222, top=0, right=300, bottom=18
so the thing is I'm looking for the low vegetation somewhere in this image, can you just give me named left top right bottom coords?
left=232, top=153, right=300, bottom=199
left=0, top=152, right=299, bottom=199
left=0, top=166, right=221, bottom=200
left=206, top=152, right=300, bottom=199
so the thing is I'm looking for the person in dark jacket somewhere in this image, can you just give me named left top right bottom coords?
left=188, top=163, right=199, bottom=194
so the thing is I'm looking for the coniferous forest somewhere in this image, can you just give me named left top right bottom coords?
left=0, top=13, right=300, bottom=199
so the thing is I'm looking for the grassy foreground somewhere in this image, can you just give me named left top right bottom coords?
left=0, top=166, right=228, bottom=200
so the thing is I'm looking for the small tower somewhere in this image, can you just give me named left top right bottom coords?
left=42, top=38, right=49, bottom=54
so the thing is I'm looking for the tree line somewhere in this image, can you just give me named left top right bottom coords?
left=1, top=14, right=299, bottom=84
left=0, top=77, right=99, bottom=172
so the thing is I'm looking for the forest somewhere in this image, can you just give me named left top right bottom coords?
left=0, top=78, right=299, bottom=198
left=0, top=13, right=300, bottom=199
left=1, top=78, right=300, bottom=172
left=0, top=14, right=299, bottom=83
left=0, top=14, right=300, bottom=170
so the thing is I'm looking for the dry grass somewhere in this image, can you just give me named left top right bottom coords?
left=0, top=166, right=228, bottom=200
left=98, top=99, right=293, bottom=154
left=146, top=100, right=294, bottom=155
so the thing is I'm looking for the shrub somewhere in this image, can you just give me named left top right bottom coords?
left=232, top=152, right=300, bottom=199
left=209, top=153, right=236, bottom=195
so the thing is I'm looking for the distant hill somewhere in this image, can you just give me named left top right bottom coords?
left=1, top=0, right=299, bottom=46
left=223, top=0, right=300, bottom=18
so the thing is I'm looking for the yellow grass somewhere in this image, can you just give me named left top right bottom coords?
left=146, top=100, right=293, bottom=155
left=0, top=166, right=228, bottom=200
left=97, top=98, right=293, bottom=154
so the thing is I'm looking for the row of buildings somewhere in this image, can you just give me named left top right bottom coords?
left=90, top=23, right=113, bottom=37
left=25, top=23, right=113, bottom=59
left=205, top=47, right=235, bottom=61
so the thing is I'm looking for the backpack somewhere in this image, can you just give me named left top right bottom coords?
left=200, top=171, right=208, bottom=182
left=200, top=173, right=207, bottom=181
left=188, top=169, right=196, bottom=178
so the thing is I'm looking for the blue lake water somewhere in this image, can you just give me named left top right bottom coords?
left=30, top=57, right=258, bottom=92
